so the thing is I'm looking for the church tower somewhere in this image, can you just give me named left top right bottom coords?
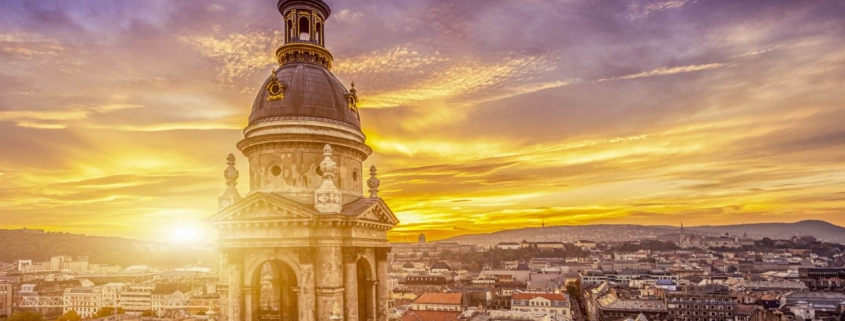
left=209, top=1, right=400, bottom=321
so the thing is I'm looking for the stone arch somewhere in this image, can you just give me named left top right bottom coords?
left=245, top=252, right=303, bottom=321
left=244, top=251, right=302, bottom=286
left=243, top=250, right=304, bottom=321
left=358, top=251, right=377, bottom=279
left=356, top=257, right=375, bottom=321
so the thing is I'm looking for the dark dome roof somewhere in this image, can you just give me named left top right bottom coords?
left=277, top=0, right=331, bottom=18
left=249, top=63, right=360, bottom=129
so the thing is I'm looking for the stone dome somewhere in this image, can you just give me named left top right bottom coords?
left=249, top=62, right=360, bottom=129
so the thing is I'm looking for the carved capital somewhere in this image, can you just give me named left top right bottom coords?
left=342, top=247, right=359, bottom=264
left=375, top=247, right=390, bottom=261
left=222, top=248, right=243, bottom=262
left=294, top=247, right=316, bottom=265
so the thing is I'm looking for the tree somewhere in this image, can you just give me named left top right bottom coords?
left=9, top=311, right=44, bottom=321
left=58, top=310, right=82, bottom=321
left=93, top=307, right=125, bottom=319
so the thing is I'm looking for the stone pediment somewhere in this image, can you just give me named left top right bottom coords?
left=342, top=197, right=400, bottom=226
left=209, top=192, right=314, bottom=223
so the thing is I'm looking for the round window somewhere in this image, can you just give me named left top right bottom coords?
left=271, top=165, right=282, bottom=176
left=268, top=83, right=282, bottom=95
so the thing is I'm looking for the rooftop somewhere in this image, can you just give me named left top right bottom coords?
left=512, top=293, right=567, bottom=301
left=412, top=293, right=463, bottom=305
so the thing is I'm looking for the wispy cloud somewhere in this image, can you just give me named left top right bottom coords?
left=0, top=104, right=142, bottom=129
left=596, top=62, right=735, bottom=82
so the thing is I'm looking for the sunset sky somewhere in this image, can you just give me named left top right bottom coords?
left=1, top=0, right=844, bottom=243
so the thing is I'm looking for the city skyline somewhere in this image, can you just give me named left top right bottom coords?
left=2, top=0, right=845, bottom=242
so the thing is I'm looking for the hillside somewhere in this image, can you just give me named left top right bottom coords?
left=691, top=220, right=845, bottom=243
left=439, top=220, right=845, bottom=248
left=0, top=230, right=217, bottom=268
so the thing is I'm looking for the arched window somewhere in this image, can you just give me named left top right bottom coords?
left=298, top=16, right=310, bottom=41
left=315, top=22, right=322, bottom=44
left=286, top=19, right=293, bottom=42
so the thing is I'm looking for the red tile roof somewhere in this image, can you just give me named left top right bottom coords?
left=413, top=293, right=463, bottom=305
left=512, top=293, right=567, bottom=301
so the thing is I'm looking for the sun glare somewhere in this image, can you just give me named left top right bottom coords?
left=169, top=224, right=202, bottom=243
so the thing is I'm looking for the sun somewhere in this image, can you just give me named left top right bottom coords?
left=169, top=224, right=202, bottom=243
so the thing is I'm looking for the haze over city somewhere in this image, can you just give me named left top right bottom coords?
left=2, top=0, right=845, bottom=243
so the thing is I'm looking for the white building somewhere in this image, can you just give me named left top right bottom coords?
left=511, top=293, right=571, bottom=320
left=118, top=285, right=153, bottom=314
left=63, top=287, right=99, bottom=318
left=497, top=242, right=521, bottom=250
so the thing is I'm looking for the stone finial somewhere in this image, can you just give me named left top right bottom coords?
left=314, top=144, right=342, bottom=214
left=224, top=153, right=239, bottom=185
left=218, top=153, right=242, bottom=210
left=367, top=165, right=380, bottom=198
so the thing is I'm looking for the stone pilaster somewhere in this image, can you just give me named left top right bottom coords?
left=375, top=248, right=390, bottom=321
left=315, top=246, right=344, bottom=321
left=227, top=250, right=244, bottom=321
left=243, top=285, right=258, bottom=321
left=295, top=248, right=317, bottom=321
left=342, top=247, right=359, bottom=321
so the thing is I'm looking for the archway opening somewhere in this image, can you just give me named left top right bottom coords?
left=286, top=19, right=293, bottom=42
left=356, top=258, right=374, bottom=321
left=298, top=17, right=310, bottom=41
left=315, top=22, right=322, bottom=45
left=253, top=260, right=298, bottom=321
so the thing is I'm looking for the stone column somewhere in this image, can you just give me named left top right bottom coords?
left=375, top=248, right=390, bottom=321
left=227, top=250, right=244, bottom=321
left=342, top=248, right=359, bottom=321
left=314, top=246, right=345, bottom=321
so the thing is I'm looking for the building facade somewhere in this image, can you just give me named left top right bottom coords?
left=664, top=285, right=736, bottom=321
left=208, top=1, right=399, bottom=321
left=0, top=283, right=12, bottom=319
left=511, top=293, right=571, bottom=319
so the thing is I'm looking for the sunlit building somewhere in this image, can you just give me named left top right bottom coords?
left=511, top=292, right=571, bottom=320
left=63, top=287, right=100, bottom=318
left=118, top=285, right=154, bottom=315
left=0, top=283, right=12, bottom=319
left=207, top=1, right=401, bottom=320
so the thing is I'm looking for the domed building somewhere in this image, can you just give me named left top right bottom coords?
left=208, top=1, right=399, bottom=321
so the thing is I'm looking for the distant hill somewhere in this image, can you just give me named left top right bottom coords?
left=438, top=220, right=845, bottom=248
left=691, top=220, right=845, bottom=243
left=0, top=230, right=217, bottom=268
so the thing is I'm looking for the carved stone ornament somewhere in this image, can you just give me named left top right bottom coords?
left=342, top=247, right=359, bottom=263
left=367, top=165, right=380, bottom=198
left=265, top=68, right=287, bottom=101
left=294, top=247, right=316, bottom=265
left=374, top=247, right=390, bottom=261
left=223, top=249, right=243, bottom=263
left=345, top=82, right=359, bottom=112
left=218, top=153, right=243, bottom=210
left=314, top=144, right=343, bottom=214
